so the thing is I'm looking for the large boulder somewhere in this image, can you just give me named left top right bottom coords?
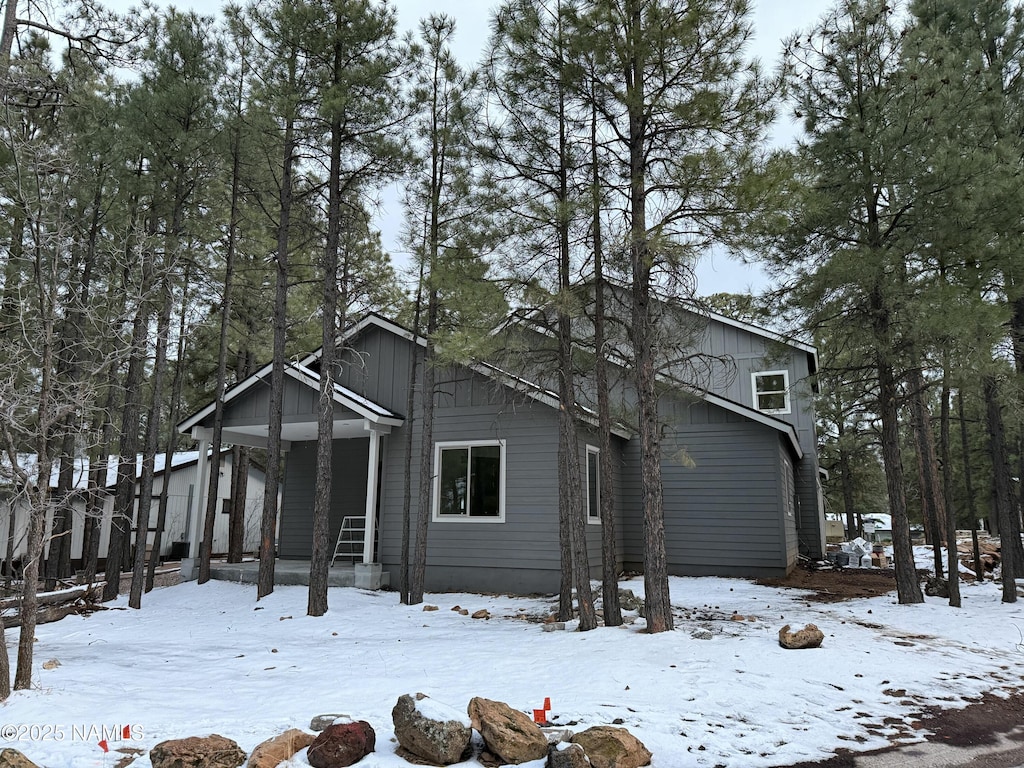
left=247, top=729, right=316, bottom=768
left=468, top=697, right=548, bottom=765
left=306, top=721, right=375, bottom=768
left=393, top=693, right=472, bottom=765
left=150, top=735, right=246, bottom=768
left=570, top=727, right=651, bottom=768
left=0, top=749, right=40, bottom=768
left=778, top=623, right=824, bottom=650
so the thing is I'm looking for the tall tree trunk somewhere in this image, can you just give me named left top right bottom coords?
left=1008, top=291, right=1024, bottom=570
left=957, top=391, right=983, bottom=582
left=103, top=248, right=153, bottom=602
left=877, top=358, right=923, bottom=603
left=227, top=446, right=248, bottom=564
left=258, top=108, right=297, bottom=600
left=552, top=17, right=596, bottom=629
left=907, top=366, right=945, bottom=577
left=308, top=45, right=346, bottom=616
left=17, top=245, right=59, bottom=689
left=0, top=0, right=20, bottom=74
left=625, top=0, right=671, bottom=633
left=46, top=431, right=76, bottom=589
left=399, top=283, right=424, bottom=605
left=410, top=294, right=437, bottom=606
left=836, top=418, right=858, bottom=540
left=129, top=276, right=172, bottom=608
left=147, top=268, right=190, bottom=591
left=84, top=380, right=118, bottom=586
left=982, top=374, right=1017, bottom=603
left=0, top=509, right=8, bottom=698
left=939, top=370, right=960, bottom=606
left=199, top=81, right=244, bottom=586
left=591, top=142, right=621, bottom=627
left=14, top=490, right=45, bottom=690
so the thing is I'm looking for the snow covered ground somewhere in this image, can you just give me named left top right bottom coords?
left=2, top=551, right=1023, bottom=768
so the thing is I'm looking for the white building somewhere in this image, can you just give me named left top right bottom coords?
left=0, top=451, right=267, bottom=568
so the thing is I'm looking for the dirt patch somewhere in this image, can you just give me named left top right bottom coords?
left=756, top=566, right=897, bottom=602
left=913, top=691, right=1024, bottom=748
left=779, top=691, right=1024, bottom=767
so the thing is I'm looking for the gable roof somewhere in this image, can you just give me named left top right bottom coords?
left=297, top=312, right=426, bottom=371
left=505, top=313, right=805, bottom=458
left=179, top=310, right=803, bottom=456
left=177, top=357, right=401, bottom=436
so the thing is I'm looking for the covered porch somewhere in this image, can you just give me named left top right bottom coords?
left=176, top=362, right=404, bottom=580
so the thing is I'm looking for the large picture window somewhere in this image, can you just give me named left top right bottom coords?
left=752, top=370, right=791, bottom=414
left=433, top=440, right=505, bottom=522
left=586, top=445, right=601, bottom=524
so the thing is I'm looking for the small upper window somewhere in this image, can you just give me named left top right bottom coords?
left=752, top=370, right=791, bottom=414
left=586, top=446, right=600, bottom=524
left=433, top=441, right=505, bottom=522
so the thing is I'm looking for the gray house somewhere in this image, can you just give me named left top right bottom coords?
left=178, top=306, right=824, bottom=594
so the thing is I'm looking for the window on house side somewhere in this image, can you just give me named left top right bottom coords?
left=434, top=441, right=505, bottom=521
left=586, top=446, right=601, bottom=524
left=752, top=370, right=791, bottom=414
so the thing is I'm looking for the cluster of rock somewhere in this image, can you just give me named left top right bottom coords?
left=0, top=696, right=651, bottom=768
left=395, top=694, right=651, bottom=768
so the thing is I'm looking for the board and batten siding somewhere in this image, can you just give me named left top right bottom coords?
left=334, top=324, right=415, bottom=414
left=222, top=376, right=362, bottom=430
left=618, top=395, right=797, bottom=577
left=278, top=439, right=369, bottom=560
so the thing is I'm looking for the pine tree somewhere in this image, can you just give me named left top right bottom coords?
left=481, top=0, right=598, bottom=629
left=581, top=0, right=774, bottom=631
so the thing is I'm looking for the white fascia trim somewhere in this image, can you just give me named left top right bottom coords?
left=285, top=364, right=402, bottom=425
left=703, top=307, right=817, bottom=357
left=177, top=359, right=276, bottom=434
left=298, top=313, right=428, bottom=369
left=698, top=387, right=803, bottom=460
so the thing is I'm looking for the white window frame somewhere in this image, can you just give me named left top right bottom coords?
left=432, top=439, right=506, bottom=523
left=585, top=445, right=601, bottom=524
left=752, top=370, right=791, bottom=415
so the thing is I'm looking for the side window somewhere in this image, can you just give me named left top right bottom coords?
left=586, top=446, right=601, bottom=524
left=752, top=370, right=791, bottom=414
left=433, top=441, right=505, bottom=522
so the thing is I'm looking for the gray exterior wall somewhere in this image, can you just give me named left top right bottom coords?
left=374, top=366, right=611, bottom=594
left=618, top=394, right=798, bottom=577
left=505, top=308, right=824, bottom=559
left=696, top=318, right=824, bottom=558
left=278, top=438, right=369, bottom=560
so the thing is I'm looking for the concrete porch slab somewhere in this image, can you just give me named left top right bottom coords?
left=207, top=559, right=390, bottom=589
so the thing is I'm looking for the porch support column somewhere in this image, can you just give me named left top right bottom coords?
left=362, top=425, right=380, bottom=563
left=182, top=436, right=210, bottom=580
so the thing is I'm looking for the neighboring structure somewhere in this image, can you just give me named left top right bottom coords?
left=0, top=451, right=266, bottom=571
left=179, top=300, right=825, bottom=595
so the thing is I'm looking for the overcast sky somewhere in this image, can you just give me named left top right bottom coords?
left=114, top=0, right=833, bottom=296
